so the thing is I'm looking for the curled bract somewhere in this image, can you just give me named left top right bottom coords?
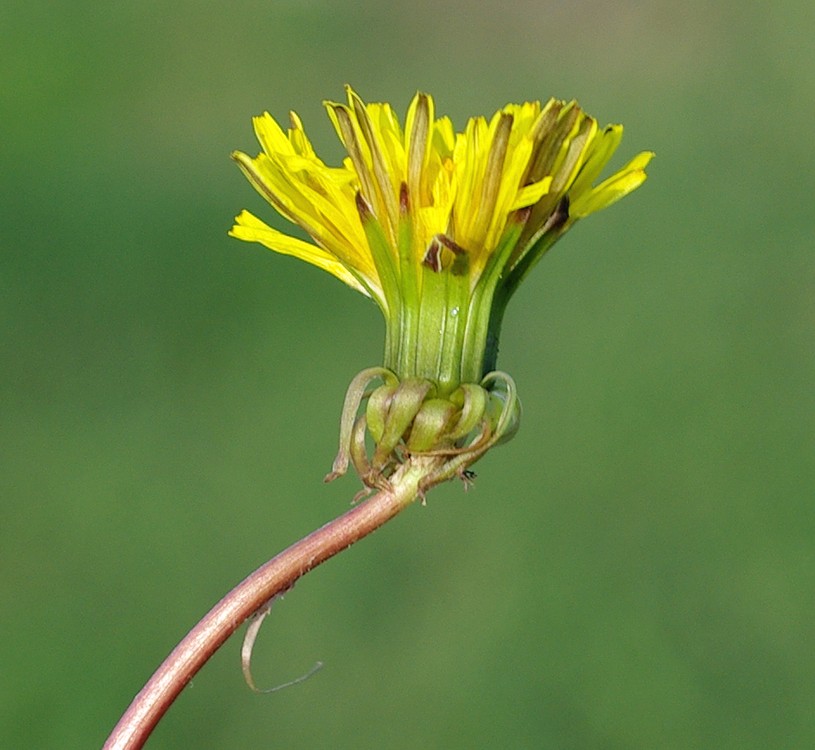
left=325, top=367, right=520, bottom=495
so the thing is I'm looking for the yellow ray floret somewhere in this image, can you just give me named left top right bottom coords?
left=230, top=86, right=653, bottom=310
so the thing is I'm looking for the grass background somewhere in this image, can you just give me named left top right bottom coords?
left=2, top=1, right=813, bottom=747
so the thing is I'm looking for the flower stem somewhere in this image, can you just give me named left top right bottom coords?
left=103, top=457, right=440, bottom=750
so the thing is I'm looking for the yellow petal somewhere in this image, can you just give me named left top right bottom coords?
left=568, top=124, right=623, bottom=198
left=570, top=151, right=654, bottom=217
left=229, top=210, right=373, bottom=297
left=511, top=176, right=552, bottom=210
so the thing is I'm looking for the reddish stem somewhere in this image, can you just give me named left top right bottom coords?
left=103, top=461, right=432, bottom=749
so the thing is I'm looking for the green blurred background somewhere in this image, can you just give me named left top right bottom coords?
left=3, top=1, right=813, bottom=747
